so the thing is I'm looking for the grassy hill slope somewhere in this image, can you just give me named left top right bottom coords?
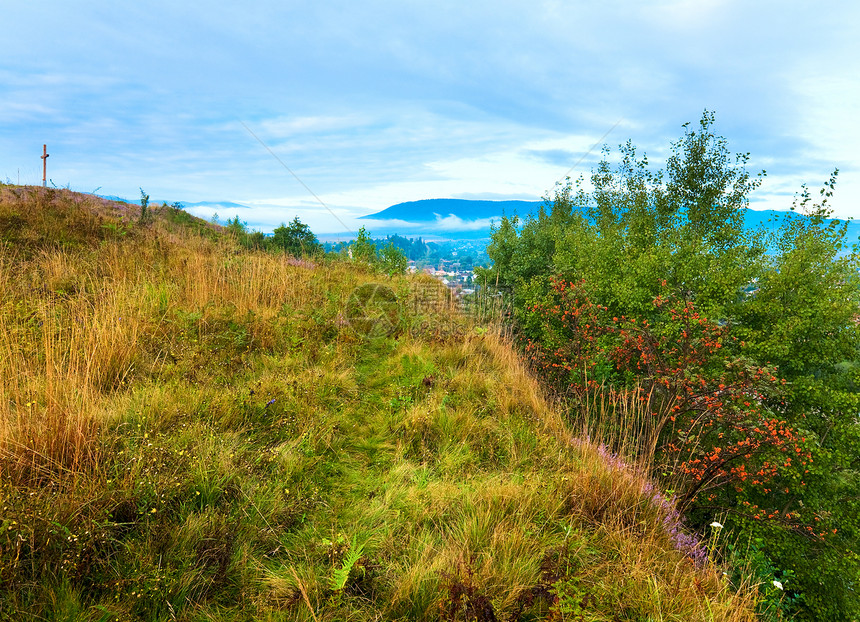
left=0, top=185, right=757, bottom=621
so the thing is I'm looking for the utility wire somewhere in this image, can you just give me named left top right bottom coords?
left=242, top=117, right=622, bottom=234
left=558, top=117, right=623, bottom=184
left=240, top=120, right=354, bottom=235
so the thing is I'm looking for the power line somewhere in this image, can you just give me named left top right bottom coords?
left=557, top=118, right=623, bottom=184
left=240, top=120, right=354, bottom=235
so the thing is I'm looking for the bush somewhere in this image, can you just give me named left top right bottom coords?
left=487, top=111, right=860, bottom=621
left=270, top=217, right=322, bottom=256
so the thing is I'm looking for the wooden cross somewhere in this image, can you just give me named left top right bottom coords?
left=41, top=144, right=49, bottom=187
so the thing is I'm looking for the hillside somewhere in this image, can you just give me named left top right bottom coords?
left=0, top=185, right=758, bottom=620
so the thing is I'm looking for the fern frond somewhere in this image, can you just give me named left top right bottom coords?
left=330, top=535, right=365, bottom=591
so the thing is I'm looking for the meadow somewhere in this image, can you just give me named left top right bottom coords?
left=0, top=186, right=759, bottom=621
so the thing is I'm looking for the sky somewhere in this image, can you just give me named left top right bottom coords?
left=1, top=0, right=859, bottom=236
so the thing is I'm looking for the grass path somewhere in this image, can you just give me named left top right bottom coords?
left=0, top=186, right=759, bottom=621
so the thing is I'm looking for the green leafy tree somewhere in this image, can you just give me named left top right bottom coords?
left=727, top=174, right=860, bottom=620
left=225, top=215, right=247, bottom=236
left=351, top=226, right=378, bottom=265
left=139, top=188, right=150, bottom=224
left=245, top=230, right=266, bottom=249
left=487, top=111, right=860, bottom=621
left=347, top=227, right=407, bottom=275
left=379, top=242, right=408, bottom=276
left=270, top=217, right=322, bottom=256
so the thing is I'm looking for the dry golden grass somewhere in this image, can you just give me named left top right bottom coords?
left=0, top=213, right=349, bottom=486
left=0, top=187, right=760, bottom=621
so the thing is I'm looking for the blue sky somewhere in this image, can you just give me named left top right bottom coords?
left=1, top=1, right=858, bottom=236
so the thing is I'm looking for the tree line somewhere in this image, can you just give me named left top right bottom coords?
left=223, top=218, right=408, bottom=275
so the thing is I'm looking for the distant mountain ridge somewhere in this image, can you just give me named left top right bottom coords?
left=360, top=197, right=860, bottom=246
left=361, top=198, right=544, bottom=222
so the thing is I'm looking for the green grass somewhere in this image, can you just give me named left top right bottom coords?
left=0, top=185, right=759, bottom=621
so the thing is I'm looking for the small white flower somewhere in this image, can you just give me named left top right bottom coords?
left=710, top=521, right=724, bottom=529
left=772, top=580, right=784, bottom=590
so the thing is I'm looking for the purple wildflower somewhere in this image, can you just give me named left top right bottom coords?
left=286, top=257, right=316, bottom=269
left=574, top=434, right=708, bottom=566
